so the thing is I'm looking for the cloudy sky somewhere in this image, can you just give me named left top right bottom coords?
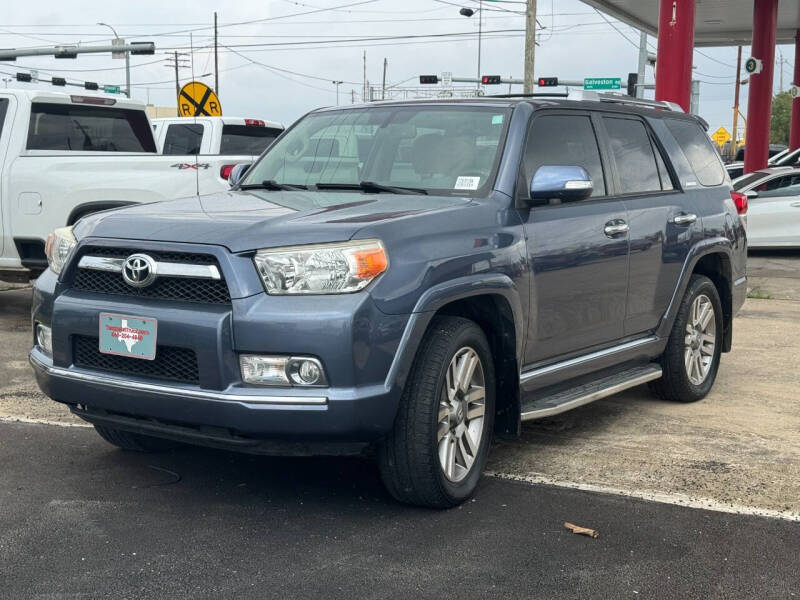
left=0, top=0, right=792, bottom=138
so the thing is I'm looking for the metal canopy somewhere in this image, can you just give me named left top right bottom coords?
left=580, top=0, right=800, bottom=46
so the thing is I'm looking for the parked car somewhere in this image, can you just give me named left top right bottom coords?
left=0, top=89, right=247, bottom=282
left=152, top=116, right=284, bottom=180
left=732, top=167, right=800, bottom=247
left=30, top=92, right=747, bottom=507
left=727, top=145, right=799, bottom=179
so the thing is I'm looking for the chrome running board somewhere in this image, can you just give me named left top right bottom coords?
left=520, top=364, right=662, bottom=422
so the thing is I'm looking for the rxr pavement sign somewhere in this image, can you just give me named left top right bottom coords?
left=178, top=81, right=222, bottom=117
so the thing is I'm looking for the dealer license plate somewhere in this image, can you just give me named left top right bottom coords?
left=98, top=313, right=158, bottom=360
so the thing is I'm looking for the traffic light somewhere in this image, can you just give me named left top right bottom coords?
left=537, top=77, right=558, bottom=87
left=627, top=72, right=638, bottom=97
left=51, top=77, right=66, bottom=86
left=84, top=81, right=99, bottom=91
left=130, top=42, right=156, bottom=56
left=419, top=75, right=439, bottom=84
left=481, top=75, right=501, bottom=85
left=16, top=72, right=32, bottom=82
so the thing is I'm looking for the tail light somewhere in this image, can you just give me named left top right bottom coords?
left=220, top=164, right=236, bottom=180
left=731, top=191, right=748, bottom=215
left=244, top=119, right=265, bottom=127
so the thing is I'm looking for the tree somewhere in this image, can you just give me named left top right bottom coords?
left=770, top=91, right=792, bottom=145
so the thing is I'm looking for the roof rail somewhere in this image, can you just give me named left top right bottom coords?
left=565, top=90, right=684, bottom=112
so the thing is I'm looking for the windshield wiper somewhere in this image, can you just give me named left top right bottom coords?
left=239, top=179, right=308, bottom=191
left=314, top=181, right=428, bottom=195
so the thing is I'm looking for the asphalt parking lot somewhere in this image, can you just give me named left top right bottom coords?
left=1, top=251, right=799, bottom=597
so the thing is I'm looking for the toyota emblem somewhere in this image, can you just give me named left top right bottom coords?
left=122, top=253, right=157, bottom=288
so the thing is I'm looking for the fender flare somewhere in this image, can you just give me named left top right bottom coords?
left=383, top=273, right=525, bottom=393
left=657, top=237, right=735, bottom=340
left=67, top=201, right=137, bottom=226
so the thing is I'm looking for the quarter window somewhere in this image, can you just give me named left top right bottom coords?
left=665, top=118, right=726, bottom=186
left=754, top=174, right=800, bottom=198
left=603, top=117, right=663, bottom=194
left=523, top=114, right=606, bottom=197
left=162, top=123, right=204, bottom=155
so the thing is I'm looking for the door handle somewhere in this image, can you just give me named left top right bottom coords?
left=790, top=202, right=800, bottom=208
left=670, top=213, right=697, bottom=226
left=604, top=221, right=629, bottom=237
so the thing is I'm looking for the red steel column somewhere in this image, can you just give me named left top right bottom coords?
left=790, top=29, right=800, bottom=151
left=744, top=0, right=778, bottom=173
left=655, top=0, right=696, bottom=112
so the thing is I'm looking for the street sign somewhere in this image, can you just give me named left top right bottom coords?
left=178, top=81, right=222, bottom=117
left=711, top=126, right=731, bottom=147
left=103, top=85, right=120, bottom=94
left=441, top=71, right=452, bottom=88
left=584, top=77, right=621, bottom=90
left=789, top=85, right=800, bottom=99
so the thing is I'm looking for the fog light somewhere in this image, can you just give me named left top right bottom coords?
left=289, top=359, right=323, bottom=385
left=240, top=355, right=327, bottom=387
left=36, top=323, right=53, bottom=356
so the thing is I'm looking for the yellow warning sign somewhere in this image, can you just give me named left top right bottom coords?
left=711, top=126, right=731, bottom=147
left=178, top=81, right=222, bottom=117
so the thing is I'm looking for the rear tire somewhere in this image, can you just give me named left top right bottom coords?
left=93, top=424, right=178, bottom=452
left=649, top=274, right=723, bottom=403
left=378, top=316, right=495, bottom=508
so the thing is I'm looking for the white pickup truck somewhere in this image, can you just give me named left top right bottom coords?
left=0, top=89, right=243, bottom=281
left=152, top=116, right=284, bottom=179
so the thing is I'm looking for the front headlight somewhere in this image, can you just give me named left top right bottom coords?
left=44, top=226, right=77, bottom=275
left=253, top=239, right=388, bottom=295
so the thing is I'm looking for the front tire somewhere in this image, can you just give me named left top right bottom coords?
left=378, top=316, right=495, bottom=508
left=93, top=424, right=178, bottom=452
left=650, top=274, right=723, bottom=403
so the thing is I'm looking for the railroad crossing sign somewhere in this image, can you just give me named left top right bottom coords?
left=178, top=81, right=222, bottom=117
left=711, top=126, right=731, bottom=147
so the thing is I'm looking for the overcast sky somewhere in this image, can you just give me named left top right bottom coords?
left=0, top=0, right=793, bottom=138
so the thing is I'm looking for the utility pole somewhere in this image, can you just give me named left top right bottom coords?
left=732, top=45, right=743, bottom=160
left=214, top=12, right=219, bottom=94
left=174, top=51, right=180, bottom=112
left=362, top=51, right=367, bottom=102
left=381, top=58, right=387, bottom=100
left=165, top=51, right=189, bottom=115
left=477, top=0, right=483, bottom=87
left=523, top=0, right=537, bottom=93
left=636, top=31, right=648, bottom=98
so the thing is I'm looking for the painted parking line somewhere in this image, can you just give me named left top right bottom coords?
left=488, top=470, right=800, bottom=522
left=0, top=416, right=91, bottom=428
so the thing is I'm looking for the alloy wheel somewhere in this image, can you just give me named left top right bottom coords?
left=684, top=294, right=716, bottom=385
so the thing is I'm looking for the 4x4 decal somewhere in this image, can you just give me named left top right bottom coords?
left=170, top=163, right=210, bottom=170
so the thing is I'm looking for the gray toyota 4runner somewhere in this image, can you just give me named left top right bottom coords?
left=30, top=93, right=747, bottom=507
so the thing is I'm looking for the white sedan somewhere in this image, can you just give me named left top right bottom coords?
left=732, top=167, right=800, bottom=248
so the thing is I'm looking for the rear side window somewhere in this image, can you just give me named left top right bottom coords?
left=665, top=118, right=725, bottom=186
left=220, top=125, right=283, bottom=155
left=603, top=117, right=663, bottom=193
left=0, top=98, right=8, bottom=137
left=523, top=114, right=606, bottom=197
left=162, top=123, right=204, bottom=155
left=26, top=102, right=155, bottom=152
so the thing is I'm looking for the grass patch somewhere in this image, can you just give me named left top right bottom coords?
left=747, top=287, right=772, bottom=300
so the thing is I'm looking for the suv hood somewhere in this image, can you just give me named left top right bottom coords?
left=74, top=189, right=469, bottom=252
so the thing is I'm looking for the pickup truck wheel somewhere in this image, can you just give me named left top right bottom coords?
left=378, top=316, right=495, bottom=508
left=93, top=424, right=178, bottom=452
left=650, top=274, right=723, bottom=403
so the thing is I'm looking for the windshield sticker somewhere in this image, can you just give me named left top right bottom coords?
left=455, top=176, right=481, bottom=190
left=492, top=115, right=504, bottom=125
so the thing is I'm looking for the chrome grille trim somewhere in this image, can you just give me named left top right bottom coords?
left=78, top=255, right=222, bottom=280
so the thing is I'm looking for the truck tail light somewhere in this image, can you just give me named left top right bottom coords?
left=731, top=191, right=748, bottom=215
left=220, top=164, right=236, bottom=180
left=244, top=119, right=265, bottom=127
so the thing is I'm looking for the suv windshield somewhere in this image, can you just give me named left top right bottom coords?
left=241, top=105, right=511, bottom=195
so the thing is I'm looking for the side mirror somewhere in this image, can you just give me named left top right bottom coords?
left=529, top=165, right=593, bottom=205
left=228, top=163, right=252, bottom=188
left=744, top=190, right=758, bottom=199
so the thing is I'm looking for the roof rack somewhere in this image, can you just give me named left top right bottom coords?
left=487, top=92, right=568, bottom=99
left=566, top=90, right=684, bottom=112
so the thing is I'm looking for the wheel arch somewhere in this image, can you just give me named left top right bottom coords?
left=67, top=201, right=137, bottom=226
left=658, top=239, right=735, bottom=352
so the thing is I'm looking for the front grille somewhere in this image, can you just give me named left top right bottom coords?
left=73, top=335, right=199, bottom=385
left=71, top=247, right=231, bottom=304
